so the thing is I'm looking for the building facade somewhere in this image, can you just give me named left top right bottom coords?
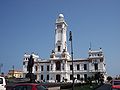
left=23, top=14, right=107, bottom=83
left=7, top=70, right=23, bottom=78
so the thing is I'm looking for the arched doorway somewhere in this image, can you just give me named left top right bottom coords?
left=56, top=74, right=60, bottom=82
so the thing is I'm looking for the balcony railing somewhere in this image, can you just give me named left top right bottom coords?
left=89, top=69, right=106, bottom=73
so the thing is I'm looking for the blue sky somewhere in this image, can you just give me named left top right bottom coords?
left=0, top=0, right=120, bottom=76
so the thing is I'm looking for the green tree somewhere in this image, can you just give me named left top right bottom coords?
left=107, top=76, right=112, bottom=84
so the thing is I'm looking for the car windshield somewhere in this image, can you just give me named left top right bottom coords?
left=114, top=81, right=120, bottom=85
left=0, top=78, right=3, bottom=84
left=13, top=85, right=32, bottom=90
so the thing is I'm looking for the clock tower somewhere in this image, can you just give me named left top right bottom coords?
left=50, top=14, right=70, bottom=59
left=55, top=14, right=67, bottom=53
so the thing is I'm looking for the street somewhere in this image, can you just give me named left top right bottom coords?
left=95, top=84, right=111, bottom=90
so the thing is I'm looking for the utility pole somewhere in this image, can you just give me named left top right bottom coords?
left=0, top=64, right=3, bottom=75
left=69, top=31, right=74, bottom=90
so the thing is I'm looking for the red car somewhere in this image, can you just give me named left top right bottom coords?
left=12, top=83, right=48, bottom=90
left=111, top=80, right=120, bottom=90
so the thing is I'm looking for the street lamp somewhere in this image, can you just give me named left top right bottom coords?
left=69, top=31, right=74, bottom=90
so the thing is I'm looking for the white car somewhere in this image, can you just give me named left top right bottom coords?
left=0, top=77, right=6, bottom=90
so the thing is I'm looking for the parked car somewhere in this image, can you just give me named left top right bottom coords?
left=111, top=80, right=120, bottom=90
left=0, top=76, right=6, bottom=90
left=12, top=83, right=48, bottom=90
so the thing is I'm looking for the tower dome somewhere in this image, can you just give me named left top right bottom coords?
left=59, top=14, right=64, bottom=18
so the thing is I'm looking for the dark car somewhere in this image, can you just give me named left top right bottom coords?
left=12, top=83, right=48, bottom=90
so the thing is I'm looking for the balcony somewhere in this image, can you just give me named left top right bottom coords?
left=49, top=70, right=68, bottom=74
left=89, top=69, right=106, bottom=73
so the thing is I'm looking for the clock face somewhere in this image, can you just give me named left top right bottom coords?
left=57, top=25, right=62, bottom=29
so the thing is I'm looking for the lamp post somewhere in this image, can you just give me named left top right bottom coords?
left=69, top=31, right=74, bottom=90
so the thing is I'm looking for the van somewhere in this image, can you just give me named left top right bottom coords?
left=0, top=77, right=6, bottom=90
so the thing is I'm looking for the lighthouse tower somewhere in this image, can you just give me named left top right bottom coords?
left=50, top=14, right=70, bottom=59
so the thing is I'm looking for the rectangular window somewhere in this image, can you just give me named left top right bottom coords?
left=94, top=63, right=98, bottom=70
left=0, top=78, right=3, bottom=84
left=47, top=65, right=49, bottom=71
left=70, top=65, right=72, bottom=71
left=47, top=75, right=49, bottom=80
left=77, top=64, right=79, bottom=70
left=35, top=66, right=38, bottom=71
left=70, top=75, right=73, bottom=80
left=84, top=74, right=87, bottom=81
left=62, top=64, right=64, bottom=70
left=58, top=46, right=61, bottom=52
left=41, top=75, right=43, bottom=80
left=84, top=64, right=87, bottom=70
left=23, top=62, right=25, bottom=65
left=41, top=66, right=43, bottom=71
left=77, top=74, right=80, bottom=80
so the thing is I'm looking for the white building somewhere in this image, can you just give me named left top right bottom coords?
left=23, top=14, right=107, bottom=83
